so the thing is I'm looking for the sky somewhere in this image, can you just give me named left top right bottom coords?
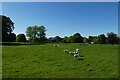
left=2, top=2, right=118, bottom=38
left=1, top=0, right=120, bottom=2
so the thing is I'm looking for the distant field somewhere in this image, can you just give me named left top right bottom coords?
left=2, top=43, right=118, bottom=78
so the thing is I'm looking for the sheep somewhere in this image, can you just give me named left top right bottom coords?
left=74, top=51, right=80, bottom=57
left=76, top=49, right=79, bottom=52
left=2, top=45, right=5, bottom=47
left=69, top=52, right=75, bottom=55
left=64, top=50, right=69, bottom=54
left=53, top=44, right=57, bottom=47
left=74, top=54, right=77, bottom=57
left=75, top=51, right=78, bottom=54
left=74, top=53, right=79, bottom=57
left=91, top=42, right=94, bottom=44
left=53, top=44, right=59, bottom=47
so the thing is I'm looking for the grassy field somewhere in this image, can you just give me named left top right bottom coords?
left=2, top=43, right=118, bottom=78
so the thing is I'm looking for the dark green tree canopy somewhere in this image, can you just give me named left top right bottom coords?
left=54, top=36, right=62, bottom=43
left=1, top=15, right=16, bottom=42
left=16, top=34, right=26, bottom=42
left=63, top=36, right=69, bottom=43
left=73, top=33, right=83, bottom=43
left=107, top=32, right=117, bottom=45
left=98, top=34, right=106, bottom=44
left=48, top=37, right=54, bottom=43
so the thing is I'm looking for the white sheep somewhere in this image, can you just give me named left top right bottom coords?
left=91, top=42, right=94, bottom=44
left=64, top=50, right=69, bottom=53
left=53, top=44, right=57, bottom=47
left=69, top=52, right=75, bottom=55
left=75, top=51, right=78, bottom=54
left=76, top=49, right=79, bottom=52
left=53, top=44, right=59, bottom=47
left=74, top=53, right=79, bottom=57
left=74, top=54, right=77, bottom=57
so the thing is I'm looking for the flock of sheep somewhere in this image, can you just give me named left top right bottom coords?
left=53, top=44, right=59, bottom=47
left=64, top=49, right=80, bottom=57
left=53, top=44, right=80, bottom=57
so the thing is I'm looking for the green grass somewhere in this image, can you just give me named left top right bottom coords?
left=2, top=43, right=118, bottom=78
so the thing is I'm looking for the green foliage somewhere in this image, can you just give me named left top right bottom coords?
left=67, top=36, right=74, bottom=43
left=37, top=26, right=47, bottom=42
left=7, top=33, right=16, bottom=42
left=88, top=36, right=95, bottom=43
left=1, top=15, right=16, bottom=42
left=73, top=33, right=83, bottom=43
left=66, top=33, right=83, bottom=43
left=16, top=34, right=26, bottom=42
left=107, top=32, right=118, bottom=45
left=54, top=36, right=63, bottom=43
left=2, top=44, right=118, bottom=78
left=83, top=37, right=89, bottom=43
left=62, top=36, right=68, bottom=43
left=26, top=25, right=46, bottom=43
left=47, top=37, right=54, bottom=43
left=26, top=26, right=33, bottom=42
left=93, top=37, right=99, bottom=44
left=98, top=34, right=106, bottom=44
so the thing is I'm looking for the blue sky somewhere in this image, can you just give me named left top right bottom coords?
left=2, top=2, right=118, bottom=38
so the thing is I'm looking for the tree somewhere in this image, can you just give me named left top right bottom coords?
left=67, top=36, right=74, bottom=43
left=107, top=32, right=117, bottom=45
left=16, top=34, right=26, bottom=42
left=93, top=37, right=99, bottom=44
left=88, top=36, right=94, bottom=43
left=26, top=25, right=47, bottom=43
left=116, top=36, right=120, bottom=44
left=98, top=34, right=106, bottom=44
left=63, top=36, right=69, bottom=43
left=7, top=33, right=16, bottom=42
left=47, top=37, right=53, bottom=43
left=26, top=26, right=32, bottom=42
left=37, top=26, right=47, bottom=43
left=54, top=36, right=62, bottom=43
left=83, top=37, right=89, bottom=43
left=1, top=15, right=16, bottom=42
left=73, top=33, right=83, bottom=43
left=26, top=26, right=37, bottom=42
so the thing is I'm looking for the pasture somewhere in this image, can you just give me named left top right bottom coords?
left=2, top=43, right=118, bottom=78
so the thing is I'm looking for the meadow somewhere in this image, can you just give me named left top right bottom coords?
left=2, top=43, right=118, bottom=78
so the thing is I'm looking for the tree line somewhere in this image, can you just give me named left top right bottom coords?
left=1, top=15, right=120, bottom=45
